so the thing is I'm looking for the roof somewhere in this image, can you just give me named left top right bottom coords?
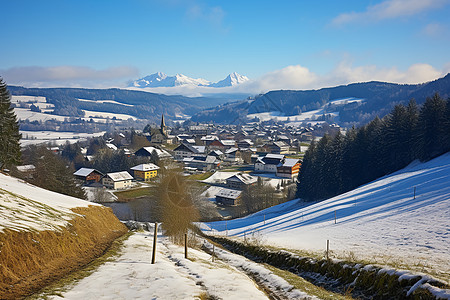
left=137, top=146, right=171, bottom=158
left=227, top=173, right=257, bottom=185
left=174, top=143, right=205, bottom=154
left=106, top=171, right=133, bottom=182
left=221, top=140, right=236, bottom=146
left=216, top=188, right=242, bottom=200
left=74, top=168, right=99, bottom=177
left=265, top=154, right=285, bottom=160
left=106, top=143, right=117, bottom=150
left=225, top=147, right=239, bottom=154
left=278, top=158, right=300, bottom=168
left=130, top=163, right=160, bottom=172
left=16, top=164, right=36, bottom=172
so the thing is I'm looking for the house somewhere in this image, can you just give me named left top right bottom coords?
left=276, top=158, right=301, bottom=179
left=215, top=188, right=242, bottom=206
left=237, top=139, right=254, bottom=149
left=130, top=163, right=160, bottom=181
left=224, top=147, right=242, bottom=163
left=102, top=171, right=133, bottom=189
left=255, top=154, right=285, bottom=173
left=221, top=140, right=237, bottom=149
left=226, top=173, right=257, bottom=190
left=73, top=168, right=104, bottom=184
left=182, top=155, right=220, bottom=171
left=16, top=164, right=36, bottom=179
left=208, top=149, right=224, bottom=160
left=265, top=141, right=290, bottom=154
left=201, top=135, right=219, bottom=146
left=135, top=146, right=172, bottom=160
left=173, top=143, right=206, bottom=160
left=189, top=125, right=208, bottom=135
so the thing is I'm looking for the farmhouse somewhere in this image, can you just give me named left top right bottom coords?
left=226, top=173, right=257, bottom=190
left=73, top=168, right=104, bottom=184
left=255, top=154, right=285, bottom=173
left=173, top=143, right=206, bottom=160
left=135, top=146, right=172, bottom=160
left=102, top=171, right=133, bottom=189
left=215, top=188, right=242, bottom=206
left=130, top=163, right=160, bottom=181
left=276, top=158, right=301, bottom=179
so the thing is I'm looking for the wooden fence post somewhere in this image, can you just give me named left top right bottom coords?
left=334, top=211, right=337, bottom=224
left=326, top=240, right=330, bottom=260
left=184, top=233, right=188, bottom=259
left=414, top=187, right=416, bottom=199
left=212, top=244, right=215, bottom=262
left=151, top=223, right=158, bottom=264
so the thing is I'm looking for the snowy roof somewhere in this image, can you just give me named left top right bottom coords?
left=221, top=140, right=236, bottom=146
left=216, top=188, right=242, bottom=200
left=106, top=171, right=133, bottom=182
left=225, top=147, right=239, bottom=154
left=140, top=146, right=171, bottom=158
left=106, top=143, right=118, bottom=150
left=130, top=163, right=160, bottom=172
left=74, top=168, right=97, bottom=177
left=227, top=173, right=257, bottom=185
left=16, top=164, right=36, bottom=172
left=265, top=154, right=285, bottom=160
left=278, top=158, right=300, bottom=168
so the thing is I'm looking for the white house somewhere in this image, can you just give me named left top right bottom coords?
left=102, top=171, right=133, bottom=189
left=255, top=154, right=285, bottom=173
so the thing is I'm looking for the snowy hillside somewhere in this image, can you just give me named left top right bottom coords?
left=0, top=173, right=98, bottom=232
left=202, top=153, right=450, bottom=281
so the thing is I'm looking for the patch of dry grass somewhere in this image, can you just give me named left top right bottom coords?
left=0, top=206, right=128, bottom=299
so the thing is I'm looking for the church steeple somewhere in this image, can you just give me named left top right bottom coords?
left=160, top=114, right=167, bottom=136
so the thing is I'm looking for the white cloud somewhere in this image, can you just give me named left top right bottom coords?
left=332, top=0, right=449, bottom=25
left=420, top=22, right=448, bottom=38
left=184, top=3, right=227, bottom=30
left=1, top=66, right=139, bottom=88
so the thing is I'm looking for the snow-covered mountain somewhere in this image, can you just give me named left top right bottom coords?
left=130, top=72, right=249, bottom=88
left=130, top=72, right=210, bottom=88
left=209, top=72, right=249, bottom=87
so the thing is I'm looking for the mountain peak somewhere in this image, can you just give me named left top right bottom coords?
left=129, top=72, right=249, bottom=88
left=209, top=72, right=249, bottom=88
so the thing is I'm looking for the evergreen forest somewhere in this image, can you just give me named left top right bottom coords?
left=297, top=93, right=450, bottom=201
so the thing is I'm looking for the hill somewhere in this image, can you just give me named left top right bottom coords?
left=192, top=73, right=450, bottom=126
left=202, top=152, right=450, bottom=282
left=0, top=173, right=128, bottom=299
left=8, top=86, right=231, bottom=123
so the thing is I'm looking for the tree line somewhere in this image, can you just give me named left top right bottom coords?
left=297, top=93, right=450, bottom=201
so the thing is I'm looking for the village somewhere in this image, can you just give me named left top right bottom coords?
left=22, top=114, right=339, bottom=221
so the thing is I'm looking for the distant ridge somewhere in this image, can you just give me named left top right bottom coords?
left=129, top=72, right=249, bottom=88
left=191, top=73, right=450, bottom=126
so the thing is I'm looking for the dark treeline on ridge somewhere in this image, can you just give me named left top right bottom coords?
left=297, top=93, right=450, bottom=201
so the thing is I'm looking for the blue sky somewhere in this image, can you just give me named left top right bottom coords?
left=1, top=0, right=450, bottom=92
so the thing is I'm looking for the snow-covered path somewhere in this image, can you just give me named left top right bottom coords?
left=47, top=232, right=314, bottom=300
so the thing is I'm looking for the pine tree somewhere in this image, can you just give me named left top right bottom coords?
left=0, top=77, right=21, bottom=171
left=417, top=93, right=447, bottom=161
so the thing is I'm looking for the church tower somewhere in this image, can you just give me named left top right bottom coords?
left=160, top=114, right=167, bottom=136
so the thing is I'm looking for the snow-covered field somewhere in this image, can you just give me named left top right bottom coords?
left=20, top=130, right=106, bottom=146
left=78, top=98, right=134, bottom=107
left=202, top=153, right=450, bottom=281
left=82, top=109, right=137, bottom=121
